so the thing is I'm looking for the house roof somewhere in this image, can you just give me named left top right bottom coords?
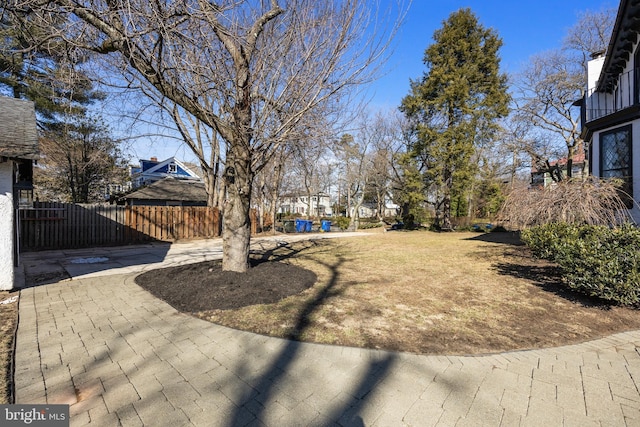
left=122, top=177, right=207, bottom=202
left=597, top=0, right=640, bottom=92
left=136, top=157, right=200, bottom=180
left=549, top=150, right=586, bottom=168
left=531, top=149, right=586, bottom=174
left=0, top=96, right=39, bottom=160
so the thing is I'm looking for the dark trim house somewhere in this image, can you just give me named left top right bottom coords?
left=582, top=0, right=640, bottom=219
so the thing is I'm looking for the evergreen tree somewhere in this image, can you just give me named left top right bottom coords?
left=1, top=9, right=121, bottom=203
left=400, top=8, right=509, bottom=229
left=0, top=10, right=103, bottom=127
left=393, top=154, right=426, bottom=227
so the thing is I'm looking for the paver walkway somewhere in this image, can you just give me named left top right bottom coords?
left=13, top=236, right=640, bottom=426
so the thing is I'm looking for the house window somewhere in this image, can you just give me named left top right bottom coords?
left=168, top=163, right=177, bottom=173
left=600, top=125, right=633, bottom=207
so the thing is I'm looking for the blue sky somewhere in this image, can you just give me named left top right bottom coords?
left=128, top=0, right=618, bottom=163
left=370, top=0, right=618, bottom=109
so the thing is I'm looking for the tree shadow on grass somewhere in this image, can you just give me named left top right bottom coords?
left=249, top=238, right=320, bottom=265
left=463, top=231, right=523, bottom=246
left=466, top=231, right=616, bottom=309
left=493, top=260, right=615, bottom=310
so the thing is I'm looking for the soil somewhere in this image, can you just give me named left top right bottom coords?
left=136, top=259, right=317, bottom=311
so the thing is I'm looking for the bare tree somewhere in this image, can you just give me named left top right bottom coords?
left=6, top=0, right=406, bottom=271
left=253, top=149, right=288, bottom=233
left=362, top=111, right=403, bottom=220
left=564, top=7, right=617, bottom=73
left=333, top=111, right=395, bottom=228
left=387, top=113, right=427, bottom=223
left=333, top=132, right=368, bottom=228
left=156, top=106, right=225, bottom=209
left=512, top=51, right=584, bottom=180
left=367, top=147, right=393, bottom=220
left=290, top=135, right=329, bottom=218
left=511, top=8, right=615, bottom=182
left=36, top=116, right=128, bottom=203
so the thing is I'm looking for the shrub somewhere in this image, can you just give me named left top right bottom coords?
left=382, top=216, right=399, bottom=224
left=403, top=213, right=416, bottom=228
left=333, top=216, right=350, bottom=230
left=357, top=221, right=383, bottom=230
left=522, top=223, right=640, bottom=306
left=521, top=222, right=581, bottom=261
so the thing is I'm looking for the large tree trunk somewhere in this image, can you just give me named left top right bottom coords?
left=566, top=144, right=575, bottom=179
left=376, top=188, right=384, bottom=220
left=222, top=143, right=253, bottom=272
left=441, top=193, right=452, bottom=230
left=350, top=183, right=366, bottom=230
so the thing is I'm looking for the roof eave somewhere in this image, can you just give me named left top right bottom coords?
left=596, top=0, right=640, bottom=92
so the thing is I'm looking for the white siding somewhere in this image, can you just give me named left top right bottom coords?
left=0, top=162, right=14, bottom=290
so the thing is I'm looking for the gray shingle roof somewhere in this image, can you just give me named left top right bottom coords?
left=123, top=177, right=208, bottom=202
left=0, top=96, right=38, bottom=159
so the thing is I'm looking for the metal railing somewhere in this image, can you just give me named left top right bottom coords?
left=585, top=69, right=639, bottom=122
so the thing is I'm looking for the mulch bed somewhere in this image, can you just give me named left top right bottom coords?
left=135, top=259, right=317, bottom=312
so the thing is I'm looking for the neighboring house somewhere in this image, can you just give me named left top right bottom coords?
left=351, top=204, right=375, bottom=219
left=530, top=149, right=587, bottom=188
left=278, top=192, right=333, bottom=217
left=120, top=176, right=208, bottom=206
left=0, top=97, right=38, bottom=290
left=131, top=156, right=201, bottom=188
left=581, top=0, right=640, bottom=221
left=355, top=201, right=400, bottom=219
left=105, top=182, right=133, bottom=200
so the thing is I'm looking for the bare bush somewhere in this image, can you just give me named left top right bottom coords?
left=498, top=177, right=634, bottom=229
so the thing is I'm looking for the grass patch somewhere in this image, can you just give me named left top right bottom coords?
left=193, top=231, right=640, bottom=355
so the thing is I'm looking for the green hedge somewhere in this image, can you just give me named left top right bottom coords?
left=521, top=223, right=640, bottom=306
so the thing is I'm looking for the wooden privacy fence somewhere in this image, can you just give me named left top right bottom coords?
left=19, top=202, right=226, bottom=251
left=125, top=205, right=221, bottom=242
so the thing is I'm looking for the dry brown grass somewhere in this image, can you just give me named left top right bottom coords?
left=0, top=290, right=18, bottom=404
left=197, top=231, right=640, bottom=355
